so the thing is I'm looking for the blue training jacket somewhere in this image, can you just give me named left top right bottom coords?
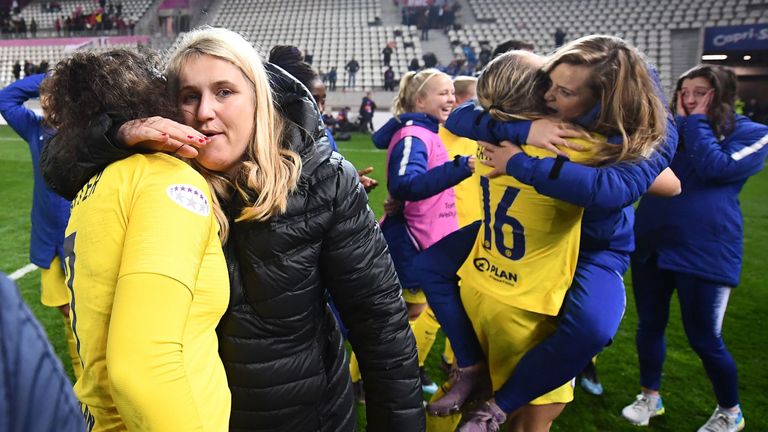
left=0, top=74, right=70, bottom=269
left=634, top=114, right=768, bottom=286
left=0, top=272, right=84, bottom=432
left=445, top=101, right=677, bottom=261
left=372, top=113, right=472, bottom=202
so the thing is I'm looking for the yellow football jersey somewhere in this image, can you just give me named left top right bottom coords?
left=439, top=126, right=482, bottom=227
left=63, top=153, right=230, bottom=431
left=457, top=139, right=598, bottom=316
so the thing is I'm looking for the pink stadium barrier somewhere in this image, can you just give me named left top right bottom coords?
left=159, top=0, right=189, bottom=9
left=0, top=35, right=150, bottom=47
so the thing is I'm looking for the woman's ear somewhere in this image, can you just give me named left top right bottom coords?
left=413, top=94, right=425, bottom=112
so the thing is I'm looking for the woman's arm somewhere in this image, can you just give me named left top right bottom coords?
left=106, top=161, right=221, bottom=431
left=501, top=114, right=678, bottom=210
left=681, top=115, right=768, bottom=184
left=0, top=74, right=45, bottom=145
left=41, top=115, right=207, bottom=200
left=323, top=157, right=425, bottom=431
left=646, top=167, right=681, bottom=197
left=387, top=136, right=473, bottom=202
left=478, top=117, right=678, bottom=211
left=108, top=273, right=204, bottom=432
left=445, top=101, right=585, bottom=155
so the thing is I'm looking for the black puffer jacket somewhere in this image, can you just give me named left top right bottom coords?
left=41, top=65, right=425, bottom=432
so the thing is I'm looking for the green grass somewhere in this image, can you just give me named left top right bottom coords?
left=3, top=128, right=766, bottom=431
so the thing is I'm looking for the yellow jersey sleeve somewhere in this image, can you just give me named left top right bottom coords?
left=439, top=126, right=482, bottom=226
left=119, top=155, right=215, bottom=292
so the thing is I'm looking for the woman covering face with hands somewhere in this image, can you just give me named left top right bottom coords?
left=41, top=27, right=425, bottom=432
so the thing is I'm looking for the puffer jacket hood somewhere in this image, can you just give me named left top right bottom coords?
left=372, top=112, right=440, bottom=149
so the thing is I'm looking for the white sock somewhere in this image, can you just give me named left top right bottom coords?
left=641, top=391, right=660, bottom=401
left=717, top=405, right=740, bottom=417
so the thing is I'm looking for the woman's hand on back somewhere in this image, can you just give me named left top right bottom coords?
left=479, top=140, right=520, bottom=178
left=528, top=118, right=589, bottom=156
left=117, top=116, right=209, bottom=158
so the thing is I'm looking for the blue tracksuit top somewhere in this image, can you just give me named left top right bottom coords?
left=372, top=113, right=472, bottom=202
left=0, top=74, right=70, bottom=269
left=444, top=101, right=677, bottom=259
left=634, top=114, right=768, bottom=286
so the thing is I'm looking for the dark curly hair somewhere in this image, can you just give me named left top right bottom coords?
left=267, top=45, right=318, bottom=90
left=41, top=49, right=178, bottom=134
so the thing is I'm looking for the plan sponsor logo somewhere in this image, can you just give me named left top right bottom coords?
left=473, top=257, right=518, bottom=284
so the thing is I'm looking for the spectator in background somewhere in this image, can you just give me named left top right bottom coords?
left=478, top=43, right=492, bottom=68
left=382, top=43, right=393, bottom=67
left=744, top=98, right=765, bottom=123
left=554, top=27, right=566, bottom=47
left=384, top=66, right=396, bottom=91
left=30, top=18, right=37, bottom=37
left=359, top=91, right=377, bottom=133
left=462, top=44, right=477, bottom=72
left=12, top=60, right=20, bottom=80
left=0, top=273, right=84, bottom=432
left=37, top=60, right=49, bottom=73
left=409, top=57, right=420, bottom=72
left=423, top=52, right=438, bottom=69
left=345, top=58, right=360, bottom=89
left=337, top=105, right=352, bottom=131
left=491, top=39, right=534, bottom=60
left=328, top=66, right=337, bottom=91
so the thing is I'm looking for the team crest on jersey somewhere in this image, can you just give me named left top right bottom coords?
left=167, top=184, right=210, bottom=216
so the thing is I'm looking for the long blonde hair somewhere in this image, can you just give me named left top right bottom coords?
left=391, top=68, right=450, bottom=116
left=544, top=35, right=667, bottom=163
left=477, top=50, right=609, bottom=165
left=477, top=50, right=545, bottom=122
left=165, top=27, right=302, bottom=241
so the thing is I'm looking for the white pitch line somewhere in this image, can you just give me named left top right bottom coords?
left=9, top=263, right=38, bottom=281
left=336, top=148, right=384, bottom=153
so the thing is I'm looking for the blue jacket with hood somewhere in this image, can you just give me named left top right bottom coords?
left=373, top=113, right=472, bottom=202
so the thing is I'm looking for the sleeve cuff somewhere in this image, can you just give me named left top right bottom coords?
left=505, top=152, right=535, bottom=184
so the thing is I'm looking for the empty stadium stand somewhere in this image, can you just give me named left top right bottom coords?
left=213, top=0, right=425, bottom=91
left=0, top=0, right=765, bottom=95
left=459, top=0, right=768, bottom=89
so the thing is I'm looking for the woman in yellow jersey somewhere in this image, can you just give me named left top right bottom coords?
left=42, top=50, right=231, bottom=431
left=42, top=27, right=424, bottom=432
left=422, top=45, right=679, bottom=431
